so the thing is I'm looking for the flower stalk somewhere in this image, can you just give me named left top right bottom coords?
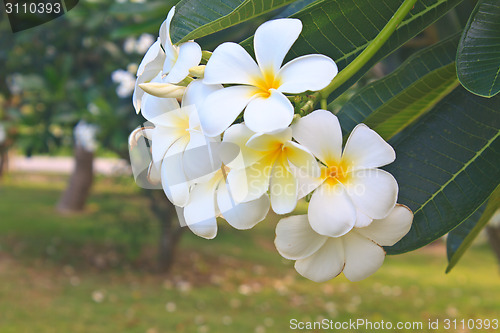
left=304, top=0, right=419, bottom=112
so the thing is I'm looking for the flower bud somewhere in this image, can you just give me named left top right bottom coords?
left=202, top=50, right=212, bottom=62
left=188, top=65, right=206, bottom=78
left=138, top=82, right=186, bottom=99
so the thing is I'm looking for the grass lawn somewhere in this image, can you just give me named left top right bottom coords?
left=0, top=173, right=499, bottom=333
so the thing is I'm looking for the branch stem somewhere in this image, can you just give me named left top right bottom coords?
left=306, top=0, right=418, bottom=111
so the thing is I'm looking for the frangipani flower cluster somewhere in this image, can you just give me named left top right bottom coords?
left=201, top=18, right=338, bottom=135
left=132, top=6, right=202, bottom=112
left=129, top=8, right=413, bottom=282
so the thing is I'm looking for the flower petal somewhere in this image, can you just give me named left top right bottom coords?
left=342, top=231, right=385, bottom=282
left=254, top=18, right=302, bottom=74
left=269, top=156, right=298, bottom=214
left=133, top=80, right=146, bottom=114
left=278, top=55, right=337, bottom=93
left=226, top=152, right=275, bottom=202
left=356, top=204, right=413, bottom=246
left=223, top=123, right=255, bottom=146
left=342, top=124, right=396, bottom=171
left=182, top=131, right=221, bottom=183
left=160, top=135, right=191, bottom=207
left=295, top=238, right=344, bottom=283
left=137, top=39, right=165, bottom=77
left=293, top=166, right=324, bottom=199
left=164, top=41, right=202, bottom=84
left=345, top=169, right=398, bottom=219
left=134, top=61, right=164, bottom=113
left=203, top=42, right=261, bottom=85
left=159, top=7, right=178, bottom=72
left=151, top=126, right=184, bottom=164
left=246, top=127, right=292, bottom=152
left=217, top=183, right=270, bottom=230
left=163, top=53, right=177, bottom=76
left=222, top=124, right=262, bottom=169
left=147, top=161, right=161, bottom=184
left=183, top=176, right=220, bottom=239
left=199, top=85, right=258, bottom=137
left=275, top=215, right=328, bottom=260
left=141, top=91, right=181, bottom=123
left=292, top=110, right=342, bottom=166
left=284, top=141, right=320, bottom=177
left=182, top=80, right=222, bottom=120
left=244, top=90, right=294, bottom=133
left=308, top=181, right=356, bottom=237
left=354, top=209, right=373, bottom=228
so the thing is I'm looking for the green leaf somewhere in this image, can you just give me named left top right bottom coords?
left=278, top=0, right=463, bottom=100
left=456, top=0, right=500, bottom=97
left=446, top=186, right=500, bottom=273
left=171, top=0, right=298, bottom=44
left=384, top=87, right=500, bottom=255
left=362, top=64, right=458, bottom=139
left=110, top=1, right=179, bottom=38
left=336, top=34, right=460, bottom=139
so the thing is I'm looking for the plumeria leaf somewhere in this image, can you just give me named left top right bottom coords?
left=274, top=0, right=318, bottom=18
left=336, top=34, right=461, bottom=140
left=384, top=87, right=500, bottom=255
left=456, top=0, right=500, bottom=97
left=110, top=2, right=178, bottom=38
left=446, top=186, right=500, bottom=273
left=241, top=0, right=463, bottom=100
left=171, top=0, right=299, bottom=44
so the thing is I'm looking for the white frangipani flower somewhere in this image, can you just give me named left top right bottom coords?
left=112, top=69, right=136, bottom=98
left=275, top=205, right=413, bottom=282
left=133, top=39, right=165, bottom=113
left=136, top=33, right=156, bottom=54
left=132, top=6, right=202, bottom=113
left=292, top=110, right=398, bottom=238
left=158, top=8, right=202, bottom=84
left=142, top=80, right=222, bottom=207
left=223, top=123, right=319, bottom=214
left=182, top=155, right=271, bottom=240
left=200, top=18, right=337, bottom=136
left=74, top=121, right=99, bottom=152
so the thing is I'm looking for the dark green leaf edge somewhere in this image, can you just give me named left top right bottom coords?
left=446, top=185, right=500, bottom=273
left=336, top=33, right=461, bottom=137
left=385, top=87, right=500, bottom=254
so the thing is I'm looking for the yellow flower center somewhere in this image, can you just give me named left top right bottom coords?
left=252, top=68, right=282, bottom=98
left=322, top=161, right=349, bottom=186
left=221, top=163, right=231, bottom=181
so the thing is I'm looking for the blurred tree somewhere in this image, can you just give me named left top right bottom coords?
left=57, top=121, right=98, bottom=213
left=0, top=0, right=183, bottom=271
left=487, top=226, right=500, bottom=266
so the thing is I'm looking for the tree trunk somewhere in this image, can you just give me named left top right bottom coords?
left=147, top=190, right=184, bottom=273
left=486, top=225, right=500, bottom=267
left=158, top=212, right=184, bottom=273
left=0, top=148, right=7, bottom=178
left=57, top=145, right=94, bottom=213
